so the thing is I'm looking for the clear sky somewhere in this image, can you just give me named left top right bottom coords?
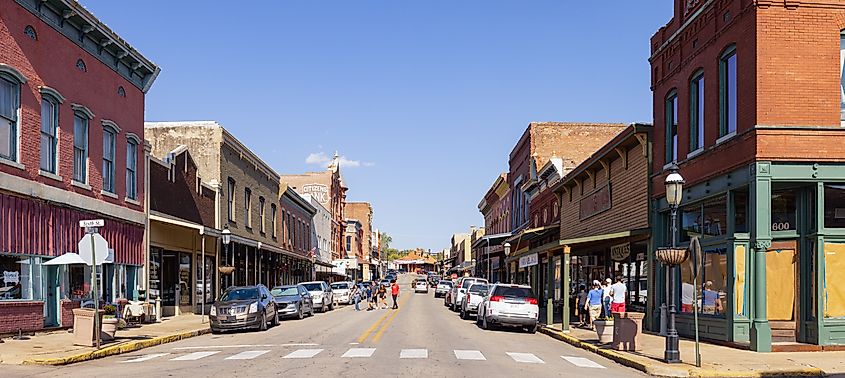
left=82, top=1, right=673, bottom=251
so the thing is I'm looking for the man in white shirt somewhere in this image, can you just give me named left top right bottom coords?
left=601, top=278, right=612, bottom=317
left=609, top=276, right=628, bottom=313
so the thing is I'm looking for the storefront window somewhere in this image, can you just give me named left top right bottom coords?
left=1, top=254, right=29, bottom=300
left=69, top=265, right=87, bottom=300
left=680, top=205, right=702, bottom=242
left=824, top=243, right=845, bottom=319
left=733, top=190, right=749, bottom=233
left=702, top=196, right=727, bottom=237
left=771, top=190, right=797, bottom=232
left=680, top=247, right=727, bottom=317
left=196, top=255, right=216, bottom=305
left=824, top=185, right=845, bottom=229
left=179, top=253, right=192, bottom=306
left=149, top=248, right=162, bottom=299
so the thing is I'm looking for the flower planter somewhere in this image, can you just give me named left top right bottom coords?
left=593, top=320, right=614, bottom=344
left=101, top=317, right=119, bottom=341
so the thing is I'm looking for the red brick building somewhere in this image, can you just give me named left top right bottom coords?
left=346, top=202, right=375, bottom=280
left=650, top=0, right=845, bottom=351
left=0, top=0, right=158, bottom=332
left=474, top=173, right=511, bottom=282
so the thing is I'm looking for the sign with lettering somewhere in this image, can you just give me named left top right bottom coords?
left=3, top=271, right=19, bottom=284
left=519, top=253, right=539, bottom=268
left=302, top=184, right=329, bottom=205
left=611, top=242, right=631, bottom=261
left=579, top=184, right=611, bottom=220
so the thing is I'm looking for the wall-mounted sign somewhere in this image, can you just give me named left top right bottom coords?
left=3, top=271, right=19, bottom=284
left=610, top=242, right=631, bottom=261
left=519, top=253, right=539, bottom=268
left=302, top=184, right=329, bottom=204
left=580, top=184, right=611, bottom=220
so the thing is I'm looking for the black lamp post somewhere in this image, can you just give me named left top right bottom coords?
left=221, top=227, right=232, bottom=291
left=503, top=242, right=511, bottom=283
left=657, top=163, right=688, bottom=364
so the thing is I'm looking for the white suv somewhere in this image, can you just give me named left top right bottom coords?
left=330, top=281, right=353, bottom=305
left=460, top=283, right=489, bottom=320
left=300, top=281, right=334, bottom=312
left=414, top=279, right=429, bottom=293
left=449, top=277, right=488, bottom=312
left=476, top=283, right=539, bottom=333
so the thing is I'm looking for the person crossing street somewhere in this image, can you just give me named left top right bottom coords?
left=391, top=279, right=400, bottom=309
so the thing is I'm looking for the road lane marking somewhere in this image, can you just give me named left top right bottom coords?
left=283, top=349, right=324, bottom=359
left=356, top=310, right=394, bottom=343
left=121, top=353, right=170, bottom=363
left=561, top=356, right=606, bottom=368
left=454, top=350, right=486, bottom=360
left=400, top=349, right=428, bottom=359
left=170, top=351, right=219, bottom=361
left=225, top=350, right=271, bottom=360
left=507, top=352, right=544, bottom=364
left=173, top=344, right=277, bottom=350
left=349, top=342, right=360, bottom=345
left=342, top=348, right=377, bottom=358
left=371, top=307, right=401, bottom=343
left=282, top=343, right=319, bottom=347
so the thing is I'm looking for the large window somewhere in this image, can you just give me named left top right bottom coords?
left=841, top=34, right=845, bottom=122
left=227, top=178, right=235, bottom=221
left=126, top=140, right=138, bottom=199
left=1, top=254, right=29, bottom=300
left=73, top=113, right=89, bottom=183
left=271, top=204, right=278, bottom=238
left=825, top=185, right=845, bottom=228
left=244, top=188, right=252, bottom=228
left=665, top=91, right=679, bottom=163
left=680, top=247, right=727, bottom=317
left=346, top=236, right=352, bottom=252
left=259, top=197, right=266, bottom=233
left=40, top=97, right=59, bottom=172
left=690, top=72, right=704, bottom=152
left=771, top=189, right=797, bottom=232
left=680, top=195, right=727, bottom=242
left=720, top=46, right=737, bottom=137
left=102, top=126, right=116, bottom=193
left=0, top=74, right=20, bottom=161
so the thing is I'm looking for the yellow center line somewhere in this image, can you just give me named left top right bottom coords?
left=356, top=308, right=394, bottom=343
left=371, top=296, right=409, bottom=343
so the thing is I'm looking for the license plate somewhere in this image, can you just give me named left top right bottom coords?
left=508, top=304, right=519, bottom=310
left=221, top=315, right=233, bottom=321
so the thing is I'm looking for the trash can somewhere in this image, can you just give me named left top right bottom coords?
left=611, top=312, right=644, bottom=351
left=72, top=308, right=104, bottom=346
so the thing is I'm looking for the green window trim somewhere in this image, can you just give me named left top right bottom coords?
left=665, top=90, right=679, bottom=164
left=719, top=45, right=737, bottom=137
left=690, top=71, right=705, bottom=152
left=0, top=73, right=21, bottom=162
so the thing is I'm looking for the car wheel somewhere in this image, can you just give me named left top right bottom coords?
left=259, top=312, right=268, bottom=331
left=211, top=328, right=220, bottom=334
left=329, top=300, right=334, bottom=311
left=475, top=313, right=482, bottom=326
left=528, top=324, right=537, bottom=334
left=298, top=305, right=304, bottom=320
left=460, top=306, right=467, bottom=320
left=272, top=310, right=280, bottom=327
left=482, top=315, right=489, bottom=330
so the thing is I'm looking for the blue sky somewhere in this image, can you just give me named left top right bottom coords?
left=83, top=1, right=672, bottom=251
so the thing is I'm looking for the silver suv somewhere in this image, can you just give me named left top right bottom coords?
left=449, top=277, right=488, bottom=312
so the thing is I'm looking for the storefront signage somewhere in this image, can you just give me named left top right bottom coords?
left=3, top=271, right=19, bottom=284
left=302, top=184, right=329, bottom=205
left=611, top=242, right=631, bottom=261
left=491, top=257, right=500, bottom=270
left=519, top=253, right=539, bottom=268
left=579, top=184, right=611, bottom=220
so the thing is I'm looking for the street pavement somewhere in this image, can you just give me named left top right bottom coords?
left=7, top=274, right=643, bottom=377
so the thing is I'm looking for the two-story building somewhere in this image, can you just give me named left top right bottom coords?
left=0, top=0, right=158, bottom=333
left=346, top=202, right=375, bottom=280
left=473, top=173, right=511, bottom=283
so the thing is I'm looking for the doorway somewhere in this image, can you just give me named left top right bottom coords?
left=766, top=241, right=798, bottom=342
left=44, top=265, right=60, bottom=327
left=161, top=253, right=178, bottom=316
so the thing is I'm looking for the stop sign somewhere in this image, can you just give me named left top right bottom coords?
left=78, top=233, right=109, bottom=266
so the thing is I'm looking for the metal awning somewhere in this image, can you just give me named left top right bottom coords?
left=471, top=232, right=513, bottom=249
left=504, top=222, right=560, bottom=244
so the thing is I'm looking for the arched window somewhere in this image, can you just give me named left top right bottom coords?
left=72, top=109, right=90, bottom=183
left=76, top=59, right=87, bottom=72
left=102, top=122, right=118, bottom=193
left=24, top=25, right=37, bottom=40
left=40, top=90, right=63, bottom=173
left=126, top=133, right=140, bottom=200
left=0, top=71, right=21, bottom=162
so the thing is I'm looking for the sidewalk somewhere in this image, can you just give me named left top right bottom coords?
left=0, top=315, right=210, bottom=365
left=538, top=322, right=844, bottom=377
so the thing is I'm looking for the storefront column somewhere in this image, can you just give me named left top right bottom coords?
left=546, top=253, right=555, bottom=328
left=562, top=246, right=571, bottom=331
left=750, top=162, right=773, bottom=352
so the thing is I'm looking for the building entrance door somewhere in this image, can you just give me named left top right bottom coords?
left=766, top=241, right=798, bottom=342
left=44, top=265, right=60, bottom=327
left=162, top=253, right=178, bottom=308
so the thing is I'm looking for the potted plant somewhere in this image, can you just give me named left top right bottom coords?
left=593, top=315, right=614, bottom=344
left=101, top=304, right=119, bottom=340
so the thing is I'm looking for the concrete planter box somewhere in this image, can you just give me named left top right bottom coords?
left=612, top=312, right=644, bottom=351
left=71, top=308, right=104, bottom=346
left=594, top=320, right=614, bottom=343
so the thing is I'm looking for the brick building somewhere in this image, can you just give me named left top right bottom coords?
left=473, top=173, right=511, bottom=283
left=148, top=146, right=219, bottom=316
left=343, top=219, right=363, bottom=280
left=346, top=202, right=376, bottom=280
left=649, top=0, right=845, bottom=351
left=279, top=185, right=317, bottom=283
left=0, top=0, right=158, bottom=332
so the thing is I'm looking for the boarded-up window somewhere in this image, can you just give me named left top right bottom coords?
left=824, top=243, right=845, bottom=318
left=735, top=245, right=746, bottom=316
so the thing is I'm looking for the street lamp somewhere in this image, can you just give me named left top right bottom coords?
left=220, top=227, right=232, bottom=291
left=503, top=242, right=511, bottom=283
left=657, top=163, right=687, bottom=364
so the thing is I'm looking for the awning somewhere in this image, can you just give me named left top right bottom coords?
left=506, top=240, right=562, bottom=263
left=471, top=232, right=513, bottom=249
left=43, top=253, right=87, bottom=265
left=504, top=222, right=560, bottom=244
left=558, top=228, right=649, bottom=247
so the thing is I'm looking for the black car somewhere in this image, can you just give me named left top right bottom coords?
left=210, top=285, right=278, bottom=333
left=271, top=284, right=315, bottom=319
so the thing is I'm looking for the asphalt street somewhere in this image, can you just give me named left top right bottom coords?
left=8, top=274, right=643, bottom=377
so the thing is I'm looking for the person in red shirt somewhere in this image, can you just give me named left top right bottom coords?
left=390, top=280, right=400, bottom=309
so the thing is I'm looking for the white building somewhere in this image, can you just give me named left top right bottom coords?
left=302, top=193, right=333, bottom=279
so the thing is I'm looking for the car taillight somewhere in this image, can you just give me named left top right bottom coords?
left=490, top=295, right=504, bottom=302
left=526, top=297, right=538, bottom=305
left=466, top=293, right=471, bottom=302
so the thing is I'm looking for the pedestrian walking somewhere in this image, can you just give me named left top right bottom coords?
left=601, top=278, right=612, bottom=318
left=587, top=280, right=603, bottom=330
left=366, top=283, right=374, bottom=311
left=576, top=284, right=588, bottom=327
left=391, top=279, right=400, bottom=309
left=610, top=276, right=627, bottom=314
left=352, top=284, right=361, bottom=311
left=378, top=283, right=387, bottom=309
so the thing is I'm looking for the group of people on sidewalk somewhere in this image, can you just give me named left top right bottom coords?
left=577, top=277, right=627, bottom=330
left=350, top=280, right=400, bottom=311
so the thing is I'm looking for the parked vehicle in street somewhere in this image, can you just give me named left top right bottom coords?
left=330, top=281, right=354, bottom=305
left=449, top=277, right=488, bottom=312
left=414, top=278, right=429, bottom=293
left=210, top=285, right=278, bottom=333
left=434, top=280, right=453, bottom=298
left=271, top=284, right=314, bottom=320
left=476, top=283, right=539, bottom=333
left=460, top=283, right=489, bottom=320
left=379, top=279, right=390, bottom=288
left=300, top=281, right=334, bottom=312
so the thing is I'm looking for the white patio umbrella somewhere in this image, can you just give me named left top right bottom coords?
left=43, top=252, right=87, bottom=266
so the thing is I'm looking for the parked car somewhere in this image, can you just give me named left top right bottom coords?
left=210, top=285, right=278, bottom=333
left=300, top=281, right=334, bottom=312
left=379, top=279, right=390, bottom=289
left=476, top=283, right=539, bottom=333
left=427, top=274, right=439, bottom=286
left=271, top=284, right=314, bottom=320
left=330, top=281, right=354, bottom=305
left=414, top=278, right=429, bottom=293
left=434, top=280, right=453, bottom=298
left=460, top=283, right=489, bottom=320
left=449, top=277, right=488, bottom=312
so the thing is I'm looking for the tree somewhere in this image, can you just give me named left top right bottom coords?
left=380, top=233, right=393, bottom=250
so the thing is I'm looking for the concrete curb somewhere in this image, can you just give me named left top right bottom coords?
left=538, top=326, right=825, bottom=377
left=22, top=328, right=210, bottom=366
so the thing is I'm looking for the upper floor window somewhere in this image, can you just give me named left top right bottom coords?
left=227, top=178, right=236, bottom=221
left=102, top=126, right=117, bottom=193
left=259, top=197, right=266, bottom=233
left=0, top=74, right=20, bottom=162
left=841, top=34, right=845, bottom=122
left=40, top=96, right=59, bottom=173
left=690, top=72, right=704, bottom=152
left=126, top=139, right=138, bottom=200
left=271, top=204, right=278, bottom=238
left=72, top=112, right=89, bottom=183
left=244, top=188, right=252, bottom=228
left=346, top=235, right=351, bottom=252
left=665, top=91, right=679, bottom=163
left=720, top=46, right=737, bottom=136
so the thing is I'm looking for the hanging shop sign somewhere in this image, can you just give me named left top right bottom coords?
left=519, top=253, right=539, bottom=268
left=611, top=242, right=631, bottom=261
left=580, top=184, right=611, bottom=220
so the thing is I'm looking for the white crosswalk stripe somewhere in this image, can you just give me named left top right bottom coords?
left=342, top=348, right=376, bottom=358
left=170, top=351, right=219, bottom=361
left=283, top=349, right=324, bottom=359
left=121, top=353, right=170, bottom=363
left=454, top=350, right=486, bottom=360
left=225, top=350, right=271, bottom=360
left=561, top=356, right=606, bottom=369
left=399, top=349, right=428, bottom=359
left=507, top=352, right=544, bottom=364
